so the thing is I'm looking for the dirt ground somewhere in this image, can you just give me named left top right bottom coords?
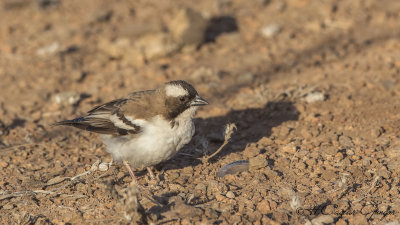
left=1, top=0, right=400, bottom=224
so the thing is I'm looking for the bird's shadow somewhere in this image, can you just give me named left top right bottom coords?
left=160, top=100, right=299, bottom=171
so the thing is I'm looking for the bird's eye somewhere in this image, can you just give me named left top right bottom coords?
left=179, top=97, right=186, bottom=102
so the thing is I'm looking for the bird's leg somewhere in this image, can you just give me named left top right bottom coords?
left=146, top=167, right=156, bottom=180
left=123, top=160, right=138, bottom=183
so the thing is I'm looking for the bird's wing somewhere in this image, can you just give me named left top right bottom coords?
left=54, top=90, right=157, bottom=135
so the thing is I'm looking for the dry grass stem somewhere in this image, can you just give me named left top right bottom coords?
left=203, top=123, right=236, bottom=163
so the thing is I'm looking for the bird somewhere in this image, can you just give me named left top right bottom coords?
left=54, top=80, right=208, bottom=183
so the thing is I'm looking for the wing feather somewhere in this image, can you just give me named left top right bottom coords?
left=54, top=90, right=157, bottom=135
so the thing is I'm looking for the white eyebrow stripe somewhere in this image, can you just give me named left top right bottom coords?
left=165, top=85, right=188, bottom=97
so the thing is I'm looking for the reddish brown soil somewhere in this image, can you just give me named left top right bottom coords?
left=1, top=0, right=400, bottom=224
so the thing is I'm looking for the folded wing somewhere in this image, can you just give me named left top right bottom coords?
left=54, top=94, right=147, bottom=135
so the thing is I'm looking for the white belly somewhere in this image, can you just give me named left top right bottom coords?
left=100, top=114, right=195, bottom=168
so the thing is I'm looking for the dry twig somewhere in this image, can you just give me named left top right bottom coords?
left=202, top=123, right=236, bottom=163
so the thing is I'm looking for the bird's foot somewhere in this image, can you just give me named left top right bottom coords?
left=146, top=167, right=156, bottom=180
left=123, top=160, right=138, bottom=184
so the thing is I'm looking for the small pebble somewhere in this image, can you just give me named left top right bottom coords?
left=53, top=91, right=81, bottom=105
left=226, top=191, right=235, bottom=199
left=2, top=203, right=14, bottom=210
left=304, top=91, right=325, bottom=103
left=98, top=162, right=110, bottom=172
left=249, top=156, right=268, bottom=171
left=260, top=24, right=281, bottom=38
left=0, top=161, right=9, bottom=168
left=305, top=215, right=334, bottom=225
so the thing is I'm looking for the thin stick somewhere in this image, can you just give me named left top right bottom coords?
left=203, top=123, right=236, bottom=162
left=352, top=175, right=380, bottom=203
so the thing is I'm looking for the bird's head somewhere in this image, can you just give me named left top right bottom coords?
left=163, top=80, right=208, bottom=119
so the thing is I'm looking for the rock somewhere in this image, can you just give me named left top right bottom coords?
left=348, top=214, right=368, bottom=225
left=249, top=156, right=268, bottom=171
left=195, top=183, right=207, bottom=193
left=320, top=145, right=338, bottom=156
left=243, top=144, right=259, bottom=158
left=2, top=203, right=14, bottom=210
left=98, top=162, right=110, bottom=172
left=207, top=180, right=227, bottom=194
left=0, top=161, right=9, bottom=168
left=256, top=200, right=271, bottom=214
left=226, top=191, right=235, bottom=199
left=281, top=142, right=297, bottom=154
left=98, top=38, right=144, bottom=66
left=168, top=7, right=207, bottom=46
left=134, top=32, right=180, bottom=60
left=386, top=144, right=400, bottom=159
left=237, top=72, right=256, bottom=84
left=98, top=38, right=130, bottom=58
left=36, top=42, right=60, bottom=56
left=304, top=91, right=326, bottom=103
left=339, top=135, right=353, bottom=148
left=258, top=137, right=273, bottom=146
left=52, top=91, right=81, bottom=105
left=384, top=221, right=400, bottom=225
left=306, top=215, right=335, bottom=225
left=321, top=169, right=336, bottom=181
left=260, top=24, right=281, bottom=38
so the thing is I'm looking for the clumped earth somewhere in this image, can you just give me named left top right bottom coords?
left=1, top=0, right=400, bottom=224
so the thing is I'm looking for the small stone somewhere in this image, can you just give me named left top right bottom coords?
left=0, top=161, right=9, bottom=168
left=134, top=32, right=179, bottom=60
left=258, top=137, right=273, bottom=146
left=311, top=215, right=335, bottom=225
left=237, top=72, right=256, bottom=84
left=278, top=126, right=291, bottom=138
left=339, top=135, right=353, bottom=148
left=387, top=161, right=400, bottom=173
left=53, top=91, right=81, bottom=105
left=349, top=214, right=367, bottom=225
left=377, top=168, right=390, bottom=179
left=260, top=24, right=281, bottom=38
left=2, top=203, right=14, bottom=210
left=256, top=200, right=271, bottom=214
left=169, top=172, right=180, bottom=181
left=226, top=191, right=235, bottom=199
left=321, top=169, right=336, bottom=181
left=321, top=146, right=338, bottom=156
left=281, top=142, right=297, bottom=154
left=249, top=156, right=267, bottom=171
left=168, top=7, right=207, bottom=46
left=304, top=91, right=325, bottom=103
left=215, top=193, right=226, bottom=202
left=243, top=144, right=259, bottom=158
left=98, top=162, right=109, bottom=172
left=386, top=144, right=400, bottom=159
left=194, top=183, right=207, bottom=193
left=36, top=42, right=60, bottom=56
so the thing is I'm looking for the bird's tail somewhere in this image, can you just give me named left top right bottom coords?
left=52, top=117, right=91, bottom=130
left=53, top=116, right=121, bottom=134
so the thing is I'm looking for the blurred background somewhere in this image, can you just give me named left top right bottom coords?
left=1, top=0, right=400, bottom=224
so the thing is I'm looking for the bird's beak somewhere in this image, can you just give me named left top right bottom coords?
left=191, top=95, right=209, bottom=106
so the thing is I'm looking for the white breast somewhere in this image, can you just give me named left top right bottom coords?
left=100, top=107, right=197, bottom=168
